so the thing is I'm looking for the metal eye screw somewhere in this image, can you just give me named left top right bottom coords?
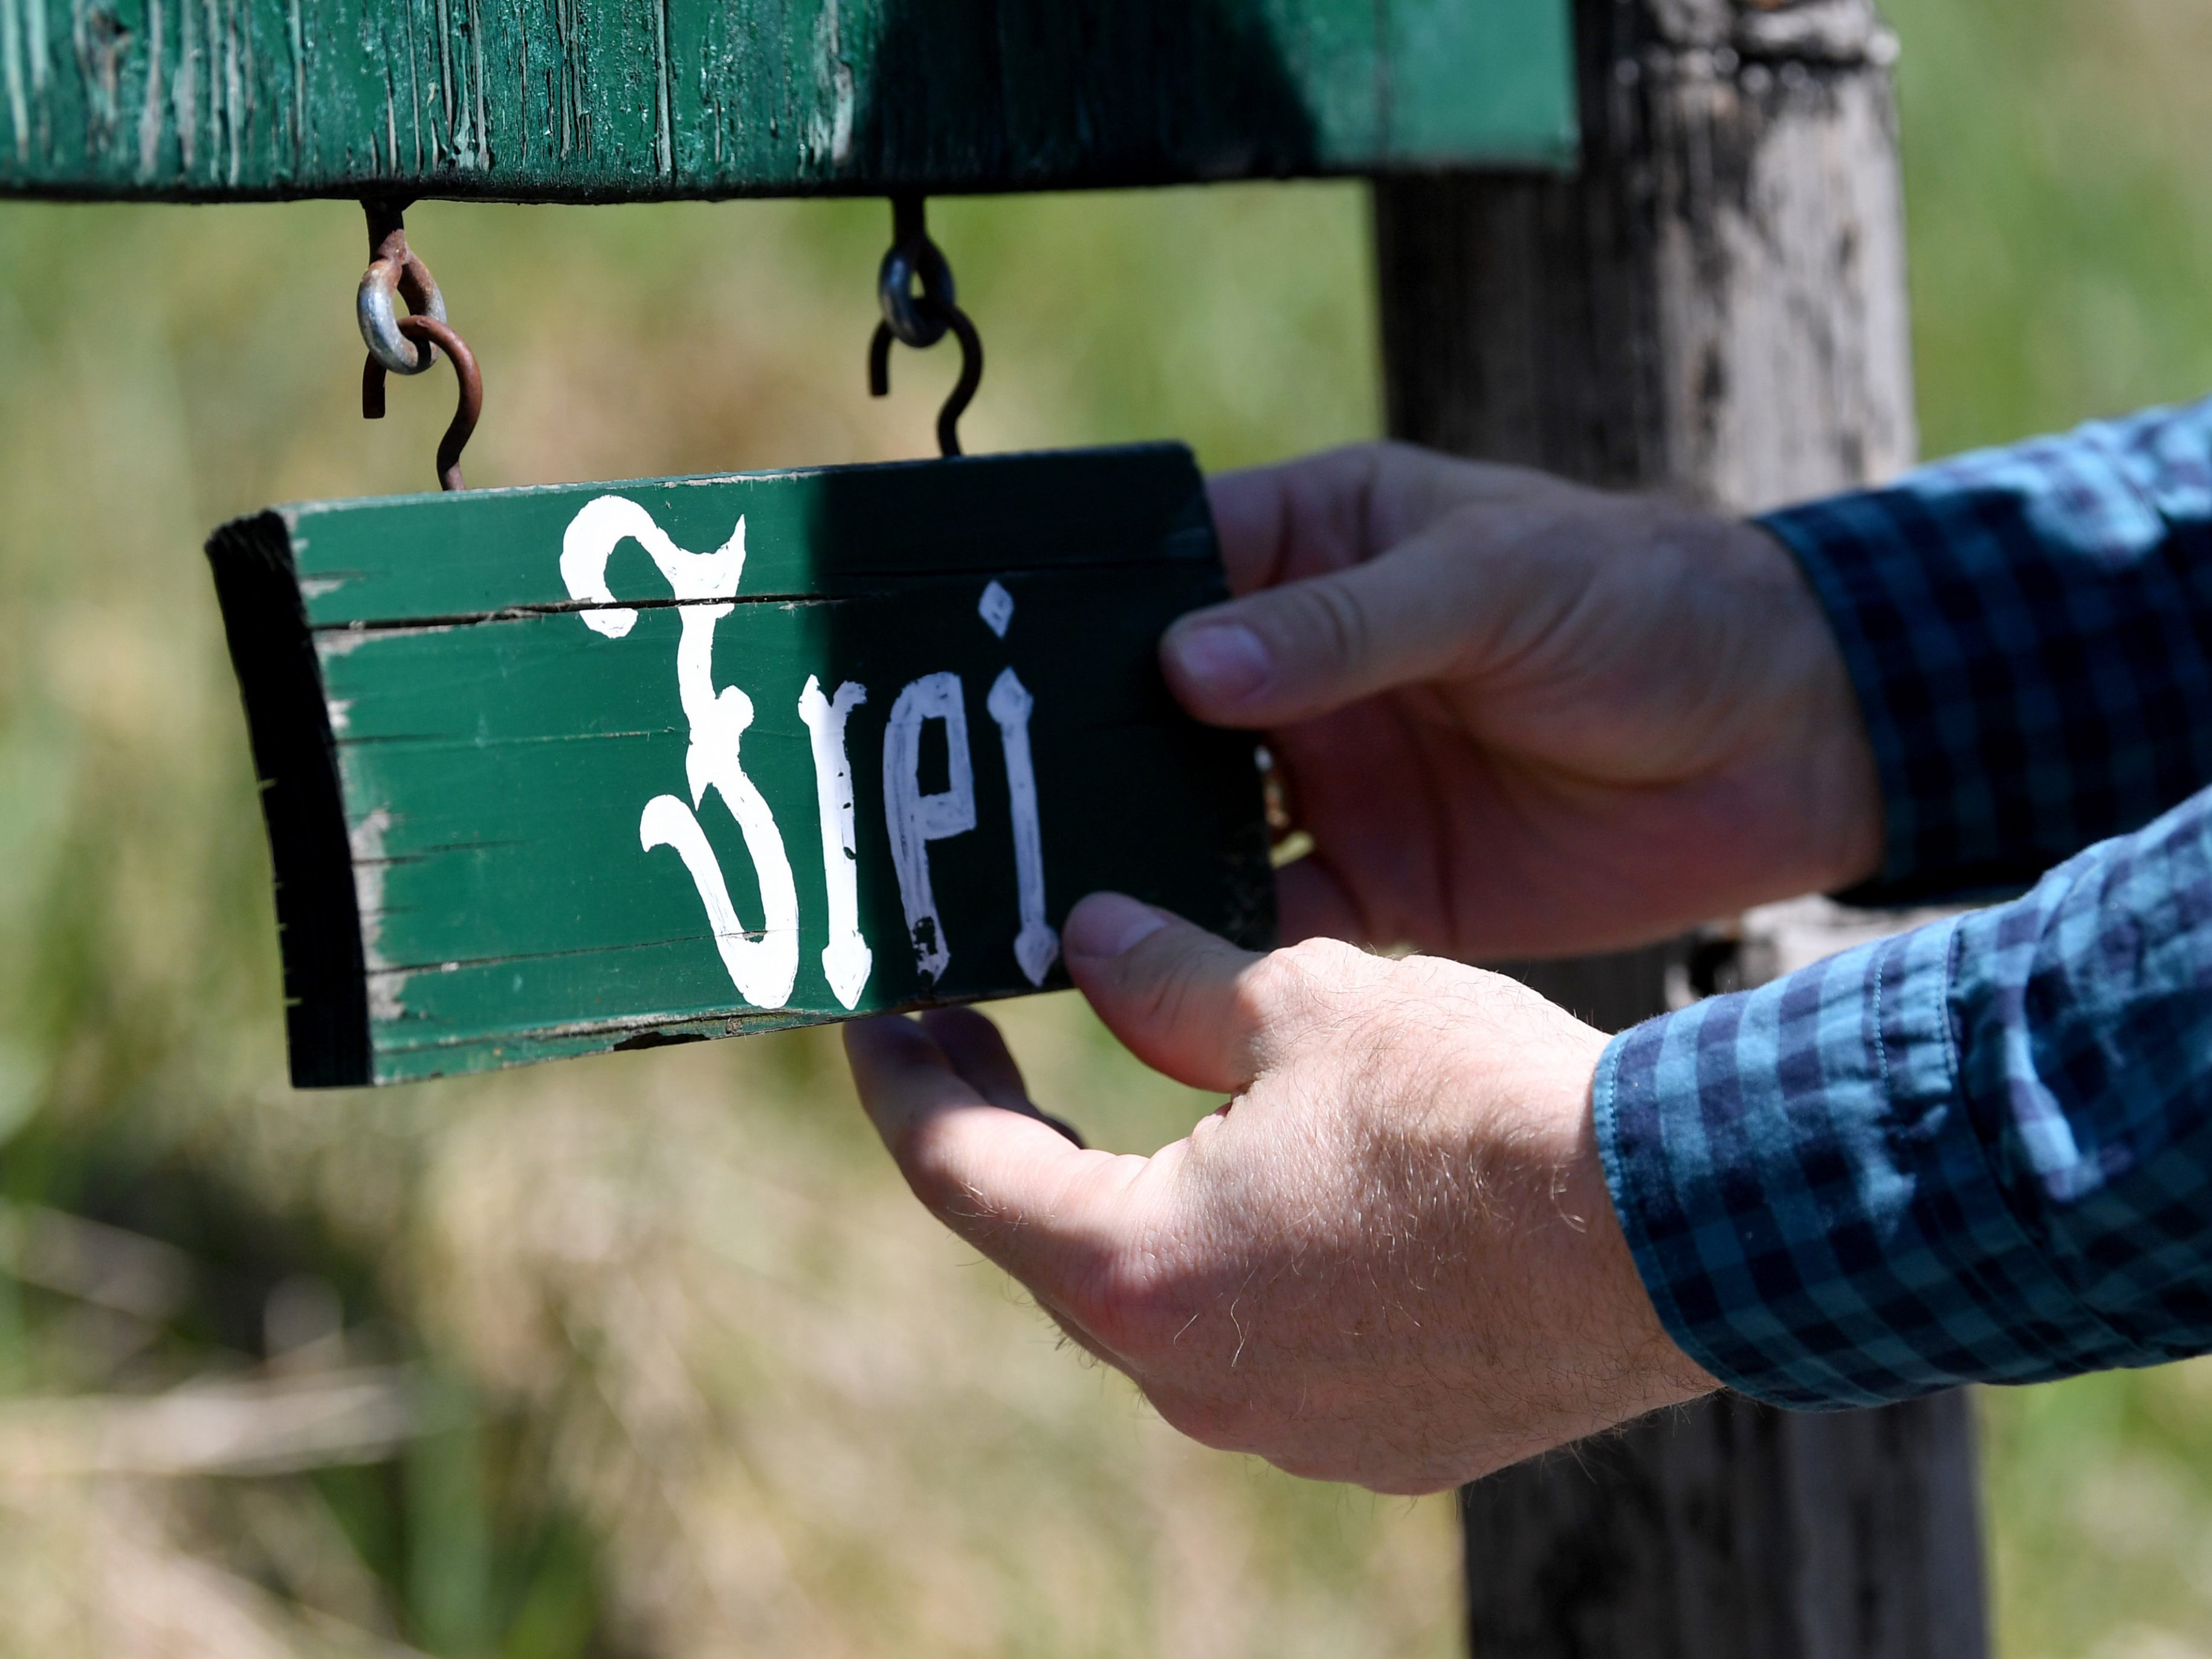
left=357, top=198, right=450, bottom=376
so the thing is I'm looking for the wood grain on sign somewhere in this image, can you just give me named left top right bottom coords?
left=0, top=0, right=1575, bottom=202
left=207, top=445, right=1275, bottom=1089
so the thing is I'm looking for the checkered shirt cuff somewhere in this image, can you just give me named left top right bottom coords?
left=1596, top=789, right=2212, bottom=1408
left=1759, top=398, right=2212, bottom=906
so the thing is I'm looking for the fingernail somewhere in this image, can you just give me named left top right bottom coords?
left=1063, top=893, right=1167, bottom=959
left=1166, top=621, right=1270, bottom=704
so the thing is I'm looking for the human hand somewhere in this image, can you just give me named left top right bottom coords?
left=1170, top=443, right=1883, bottom=960
left=844, top=894, right=1717, bottom=1494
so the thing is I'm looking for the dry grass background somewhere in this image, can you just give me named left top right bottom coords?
left=5, top=0, right=2212, bottom=1654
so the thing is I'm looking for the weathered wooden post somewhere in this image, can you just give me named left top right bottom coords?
left=1371, top=0, right=1990, bottom=1652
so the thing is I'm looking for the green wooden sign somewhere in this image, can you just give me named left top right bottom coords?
left=207, top=444, right=1275, bottom=1088
left=0, top=0, right=1575, bottom=202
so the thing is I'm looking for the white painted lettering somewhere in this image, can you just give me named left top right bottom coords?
left=562, top=497, right=799, bottom=1009
left=798, top=675, right=873, bottom=1009
left=882, top=672, right=975, bottom=983
left=986, top=667, right=1058, bottom=986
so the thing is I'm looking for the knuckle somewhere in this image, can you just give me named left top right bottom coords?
left=1289, top=577, right=1374, bottom=676
left=1235, top=949, right=1296, bottom=1010
left=1232, top=957, right=1301, bottom=1041
left=1279, top=934, right=1370, bottom=980
left=1241, top=937, right=1378, bottom=1030
left=1070, top=1250, right=1197, bottom=1362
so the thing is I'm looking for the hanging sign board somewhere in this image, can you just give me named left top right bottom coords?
left=207, top=445, right=1276, bottom=1088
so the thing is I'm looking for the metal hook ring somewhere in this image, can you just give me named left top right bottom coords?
left=868, top=294, right=983, bottom=459
left=361, top=314, right=482, bottom=491
left=922, top=299, right=983, bottom=459
left=877, top=236, right=956, bottom=349
left=357, top=251, right=449, bottom=375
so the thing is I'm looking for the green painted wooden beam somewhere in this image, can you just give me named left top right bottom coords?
left=207, top=444, right=1275, bottom=1087
left=0, top=0, right=1575, bottom=203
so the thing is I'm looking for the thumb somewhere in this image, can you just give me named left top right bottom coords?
left=1064, top=893, right=1347, bottom=1095
left=1160, top=534, right=1480, bottom=728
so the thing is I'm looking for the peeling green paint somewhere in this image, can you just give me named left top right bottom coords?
left=2, top=0, right=1574, bottom=201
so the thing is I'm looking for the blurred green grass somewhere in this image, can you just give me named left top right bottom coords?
left=3, top=0, right=2212, bottom=1653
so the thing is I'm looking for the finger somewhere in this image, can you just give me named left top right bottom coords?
left=1207, top=452, right=1382, bottom=598
left=1273, top=853, right=1364, bottom=946
left=1061, top=893, right=1303, bottom=1095
left=1161, top=532, right=1480, bottom=728
left=1206, top=463, right=1301, bottom=598
left=844, top=1015, right=1124, bottom=1285
left=1205, top=442, right=1507, bottom=598
left=919, top=1006, right=1087, bottom=1148
left=918, top=1006, right=1032, bottom=1112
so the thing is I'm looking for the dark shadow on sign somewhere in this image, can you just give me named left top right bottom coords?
left=801, top=447, right=1275, bottom=1015
left=760, top=5, right=1303, bottom=1012
left=847, top=0, right=1323, bottom=193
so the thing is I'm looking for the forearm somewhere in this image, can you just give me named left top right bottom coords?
left=1596, top=784, right=2212, bottom=1408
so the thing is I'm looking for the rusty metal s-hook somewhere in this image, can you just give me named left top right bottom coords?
left=357, top=199, right=482, bottom=491
left=363, top=314, right=482, bottom=493
left=868, top=194, right=984, bottom=458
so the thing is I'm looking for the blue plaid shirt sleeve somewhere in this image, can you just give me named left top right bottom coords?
left=1762, top=396, right=2212, bottom=905
left=1593, top=399, right=2212, bottom=1408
